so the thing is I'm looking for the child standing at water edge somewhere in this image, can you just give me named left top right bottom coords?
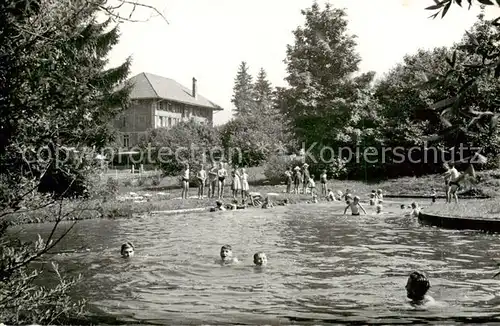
left=430, top=187, right=437, bottom=204
left=308, top=174, right=316, bottom=196
left=196, top=165, right=207, bottom=199
left=293, top=166, right=301, bottom=194
left=343, top=196, right=367, bottom=216
left=207, top=163, right=218, bottom=198
left=285, top=167, right=293, bottom=194
left=217, top=162, right=228, bottom=199
left=181, top=163, right=190, bottom=199
left=240, top=168, right=249, bottom=200
left=302, top=163, right=310, bottom=194
left=231, top=168, right=241, bottom=199
left=320, top=169, right=328, bottom=196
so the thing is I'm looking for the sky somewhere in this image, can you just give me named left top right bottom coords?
left=107, top=0, right=500, bottom=126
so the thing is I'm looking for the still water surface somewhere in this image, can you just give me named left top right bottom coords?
left=12, top=201, right=500, bottom=324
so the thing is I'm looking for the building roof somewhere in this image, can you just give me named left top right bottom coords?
left=125, top=72, right=223, bottom=111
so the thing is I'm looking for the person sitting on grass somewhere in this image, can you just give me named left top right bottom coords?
left=306, top=194, right=318, bottom=204
left=121, top=242, right=134, bottom=258
left=210, top=200, right=226, bottom=212
left=326, top=188, right=336, bottom=201
left=261, top=197, right=273, bottom=209
left=343, top=196, right=367, bottom=216
left=406, top=271, right=435, bottom=306
left=219, top=245, right=238, bottom=265
left=276, top=198, right=289, bottom=206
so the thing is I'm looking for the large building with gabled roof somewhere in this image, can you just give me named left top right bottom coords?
left=114, top=72, right=223, bottom=148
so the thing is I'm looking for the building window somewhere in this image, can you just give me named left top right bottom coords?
left=168, top=117, right=172, bottom=127
left=123, top=134, right=130, bottom=148
left=155, top=115, right=160, bottom=127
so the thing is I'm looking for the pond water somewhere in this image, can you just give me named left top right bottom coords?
left=11, top=200, right=500, bottom=325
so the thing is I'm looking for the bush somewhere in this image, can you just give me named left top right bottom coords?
left=140, top=119, right=221, bottom=176
left=151, top=176, right=161, bottom=186
left=263, top=155, right=304, bottom=184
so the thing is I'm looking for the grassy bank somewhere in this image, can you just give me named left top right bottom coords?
left=12, top=167, right=500, bottom=224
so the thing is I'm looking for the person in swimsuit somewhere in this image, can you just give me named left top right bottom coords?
left=240, top=168, right=249, bottom=200
left=406, top=271, right=435, bottom=306
left=293, top=166, right=301, bottom=194
left=196, top=164, right=207, bottom=199
left=253, top=252, right=268, bottom=266
left=121, top=242, right=134, bottom=258
left=181, top=162, right=190, bottom=199
left=443, top=162, right=476, bottom=203
left=217, top=162, right=228, bottom=199
left=302, top=163, right=310, bottom=194
left=320, top=169, right=328, bottom=196
left=285, top=167, right=293, bottom=194
left=207, top=163, right=218, bottom=198
left=343, top=196, right=367, bottom=216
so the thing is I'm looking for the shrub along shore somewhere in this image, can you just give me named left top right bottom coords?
left=10, top=167, right=500, bottom=225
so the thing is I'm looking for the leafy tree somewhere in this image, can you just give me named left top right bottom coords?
left=231, top=61, right=255, bottom=116
left=253, top=68, right=274, bottom=115
left=0, top=0, right=168, bottom=323
left=141, top=119, right=221, bottom=177
left=281, top=2, right=385, bottom=179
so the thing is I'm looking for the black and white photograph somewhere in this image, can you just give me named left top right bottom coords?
left=2, top=0, right=500, bottom=324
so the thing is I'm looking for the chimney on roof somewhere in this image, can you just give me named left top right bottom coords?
left=192, top=77, right=197, bottom=99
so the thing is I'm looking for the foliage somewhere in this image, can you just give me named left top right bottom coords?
left=231, top=61, right=255, bottom=116
left=0, top=0, right=131, bottom=201
left=263, top=155, right=304, bottom=184
left=141, top=119, right=221, bottom=176
left=0, top=180, right=92, bottom=324
left=219, top=113, right=291, bottom=168
left=253, top=68, right=274, bottom=116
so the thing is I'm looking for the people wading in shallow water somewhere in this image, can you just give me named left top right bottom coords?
left=217, top=162, right=228, bottom=199
left=181, top=162, right=190, bottom=199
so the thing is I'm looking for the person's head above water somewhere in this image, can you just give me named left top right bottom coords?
left=411, top=202, right=418, bottom=209
left=121, top=242, right=134, bottom=258
left=220, top=245, right=233, bottom=261
left=253, top=252, right=268, bottom=266
left=216, top=200, right=223, bottom=207
left=353, top=195, right=360, bottom=203
left=377, top=189, right=383, bottom=194
left=400, top=204, right=406, bottom=209
left=406, top=271, right=430, bottom=302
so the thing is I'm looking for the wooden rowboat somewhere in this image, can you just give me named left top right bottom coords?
left=418, top=212, right=500, bottom=233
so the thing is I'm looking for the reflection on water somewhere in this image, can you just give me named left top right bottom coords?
left=10, top=200, right=500, bottom=324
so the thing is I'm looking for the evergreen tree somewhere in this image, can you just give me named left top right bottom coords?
left=1, top=0, right=131, bottom=200
left=282, top=2, right=381, bottom=163
left=231, top=61, right=254, bottom=116
left=253, top=68, right=274, bottom=115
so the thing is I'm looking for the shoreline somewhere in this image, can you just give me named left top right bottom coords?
left=9, top=170, right=500, bottom=225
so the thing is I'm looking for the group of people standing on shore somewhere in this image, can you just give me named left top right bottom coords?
left=180, top=162, right=250, bottom=201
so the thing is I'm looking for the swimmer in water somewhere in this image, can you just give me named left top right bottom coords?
left=253, top=252, right=268, bottom=266
left=406, top=271, right=435, bottom=306
left=343, top=196, right=367, bottom=216
left=376, top=200, right=383, bottom=214
left=121, top=242, right=134, bottom=258
left=408, top=202, right=421, bottom=217
left=219, top=244, right=238, bottom=264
